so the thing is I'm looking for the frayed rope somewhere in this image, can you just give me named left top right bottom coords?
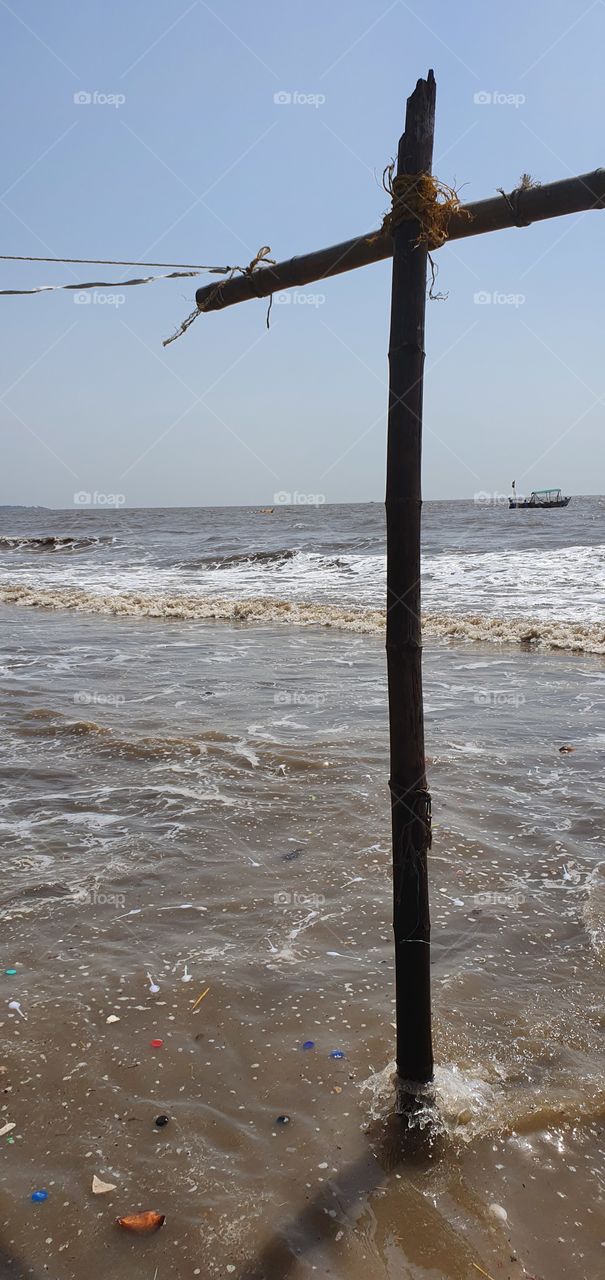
left=163, top=246, right=276, bottom=347
left=375, top=164, right=471, bottom=249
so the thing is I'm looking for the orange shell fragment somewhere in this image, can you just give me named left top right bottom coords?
left=117, top=1211, right=165, bottom=1234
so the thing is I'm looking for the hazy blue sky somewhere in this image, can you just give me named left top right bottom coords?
left=0, top=0, right=603, bottom=508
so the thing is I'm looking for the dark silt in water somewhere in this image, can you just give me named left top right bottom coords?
left=0, top=501, right=603, bottom=1279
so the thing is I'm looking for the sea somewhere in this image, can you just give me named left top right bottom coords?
left=0, top=498, right=603, bottom=1280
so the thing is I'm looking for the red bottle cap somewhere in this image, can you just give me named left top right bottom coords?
left=150, top=1039, right=164, bottom=1048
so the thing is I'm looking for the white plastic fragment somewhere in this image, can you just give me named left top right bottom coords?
left=92, top=1175, right=117, bottom=1195
left=489, top=1202, right=508, bottom=1222
left=147, top=972, right=160, bottom=994
left=106, top=1014, right=120, bottom=1024
left=8, top=1001, right=26, bottom=1020
left=0, top=1122, right=16, bottom=1137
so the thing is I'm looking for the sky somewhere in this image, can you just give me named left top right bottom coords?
left=0, top=0, right=603, bottom=508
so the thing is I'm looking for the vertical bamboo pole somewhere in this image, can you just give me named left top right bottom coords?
left=386, top=71, right=436, bottom=1094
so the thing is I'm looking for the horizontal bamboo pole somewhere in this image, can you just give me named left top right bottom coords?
left=195, top=168, right=605, bottom=313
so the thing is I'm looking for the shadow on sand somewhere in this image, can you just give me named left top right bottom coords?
left=236, top=1108, right=448, bottom=1280
left=0, top=1243, right=44, bottom=1280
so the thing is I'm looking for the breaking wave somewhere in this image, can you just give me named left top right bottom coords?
left=182, top=547, right=297, bottom=571
left=0, top=534, right=115, bottom=552
left=0, top=581, right=603, bottom=653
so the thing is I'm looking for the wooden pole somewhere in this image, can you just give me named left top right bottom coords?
left=195, top=168, right=605, bottom=313
left=386, top=71, right=436, bottom=1094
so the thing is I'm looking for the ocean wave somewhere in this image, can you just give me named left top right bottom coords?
left=186, top=548, right=297, bottom=570
left=1, top=581, right=603, bottom=653
left=0, top=534, right=115, bottom=552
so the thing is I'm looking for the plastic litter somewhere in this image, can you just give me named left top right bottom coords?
left=154, top=1115, right=169, bottom=1127
left=106, top=1014, right=120, bottom=1024
left=0, top=1122, right=16, bottom=1137
left=147, top=973, right=160, bottom=994
left=191, top=987, right=210, bottom=1011
left=8, top=1001, right=25, bottom=1019
left=150, top=1039, right=164, bottom=1048
left=275, top=1115, right=291, bottom=1125
left=302, top=1040, right=315, bottom=1050
left=488, top=1202, right=508, bottom=1222
left=117, top=1211, right=165, bottom=1234
left=5, top=969, right=17, bottom=976
left=31, top=1190, right=48, bottom=1202
left=182, top=964, right=192, bottom=983
left=281, top=847, right=305, bottom=862
left=329, top=1050, right=345, bottom=1059
left=92, top=1175, right=117, bottom=1194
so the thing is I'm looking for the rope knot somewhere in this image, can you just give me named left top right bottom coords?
left=379, top=164, right=471, bottom=248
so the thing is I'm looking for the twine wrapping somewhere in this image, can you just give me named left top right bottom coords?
left=376, top=164, right=471, bottom=248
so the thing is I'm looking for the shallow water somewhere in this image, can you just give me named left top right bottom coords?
left=0, top=608, right=603, bottom=1278
left=0, top=501, right=604, bottom=1278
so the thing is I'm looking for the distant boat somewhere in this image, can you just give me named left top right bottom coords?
left=509, top=482, right=570, bottom=510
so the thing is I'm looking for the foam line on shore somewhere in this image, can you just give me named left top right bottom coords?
left=0, top=581, right=603, bottom=654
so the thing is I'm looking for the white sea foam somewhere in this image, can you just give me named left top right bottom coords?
left=1, top=541, right=603, bottom=620
left=583, top=863, right=605, bottom=960
left=0, top=581, right=603, bottom=654
left=359, top=1057, right=605, bottom=1140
